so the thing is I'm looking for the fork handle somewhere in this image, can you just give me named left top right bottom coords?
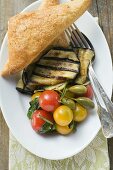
left=89, top=71, right=113, bottom=138
left=97, top=105, right=113, bottom=138
left=89, top=64, right=113, bottom=118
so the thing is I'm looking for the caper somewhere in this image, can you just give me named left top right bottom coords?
left=68, top=85, right=87, bottom=94
left=75, top=97, right=95, bottom=109
left=61, top=97, right=76, bottom=110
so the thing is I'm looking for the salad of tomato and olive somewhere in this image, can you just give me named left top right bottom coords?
left=27, top=84, right=95, bottom=135
left=16, top=47, right=95, bottom=135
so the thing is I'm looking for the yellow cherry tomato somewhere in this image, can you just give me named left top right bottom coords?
left=56, top=124, right=73, bottom=135
left=31, top=92, right=42, bottom=100
left=73, top=103, right=87, bottom=122
left=53, top=105, right=73, bottom=126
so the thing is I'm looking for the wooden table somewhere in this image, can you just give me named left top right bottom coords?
left=0, top=0, right=113, bottom=169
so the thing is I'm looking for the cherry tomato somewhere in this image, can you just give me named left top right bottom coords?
left=56, top=124, right=73, bottom=135
left=39, top=90, right=60, bottom=112
left=31, top=92, right=42, bottom=100
left=73, top=103, right=87, bottom=122
left=53, top=105, right=73, bottom=126
left=31, top=110, right=54, bottom=132
left=84, top=85, right=93, bottom=99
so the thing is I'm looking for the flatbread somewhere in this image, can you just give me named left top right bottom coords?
left=1, top=0, right=91, bottom=76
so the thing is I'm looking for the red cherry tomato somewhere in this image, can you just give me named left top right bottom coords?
left=39, top=90, right=60, bottom=112
left=84, top=85, right=93, bottom=99
left=31, top=110, right=53, bottom=132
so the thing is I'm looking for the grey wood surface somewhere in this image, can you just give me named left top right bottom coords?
left=0, top=0, right=113, bottom=169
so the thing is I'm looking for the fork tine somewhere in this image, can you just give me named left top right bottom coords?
left=66, top=24, right=93, bottom=50
left=65, top=30, right=76, bottom=47
left=70, top=25, right=85, bottom=48
left=68, top=27, right=80, bottom=47
left=73, top=23, right=91, bottom=48
left=73, top=23, right=91, bottom=49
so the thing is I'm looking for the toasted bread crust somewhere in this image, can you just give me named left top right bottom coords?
left=39, top=0, right=69, bottom=48
left=1, top=0, right=91, bottom=76
left=39, top=0, right=59, bottom=9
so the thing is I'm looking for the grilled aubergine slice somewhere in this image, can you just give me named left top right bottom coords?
left=16, top=78, right=67, bottom=94
left=34, top=48, right=80, bottom=82
left=75, top=48, right=94, bottom=84
left=16, top=48, right=80, bottom=94
left=30, top=48, right=79, bottom=85
left=16, top=79, right=34, bottom=94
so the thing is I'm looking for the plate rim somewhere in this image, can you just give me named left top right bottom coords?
left=0, top=0, right=112, bottom=160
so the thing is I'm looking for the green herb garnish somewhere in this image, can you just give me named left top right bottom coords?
left=39, top=122, right=56, bottom=134
left=60, top=82, right=68, bottom=100
left=68, top=121, right=77, bottom=132
left=27, top=98, right=39, bottom=119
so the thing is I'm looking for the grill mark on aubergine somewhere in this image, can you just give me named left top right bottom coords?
left=35, top=64, right=79, bottom=73
left=32, top=72, right=69, bottom=80
left=37, top=57, right=80, bottom=64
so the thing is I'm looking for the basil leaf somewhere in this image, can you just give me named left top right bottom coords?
left=60, top=82, right=68, bottom=100
left=73, top=122, right=77, bottom=132
left=68, top=121, right=77, bottom=131
left=39, top=122, right=56, bottom=134
left=27, top=98, right=39, bottom=119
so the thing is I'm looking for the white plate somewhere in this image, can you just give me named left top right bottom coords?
left=0, top=0, right=112, bottom=160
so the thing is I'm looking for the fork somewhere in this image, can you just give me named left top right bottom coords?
left=65, top=23, right=113, bottom=138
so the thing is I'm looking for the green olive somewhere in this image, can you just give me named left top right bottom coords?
left=61, top=97, right=76, bottom=110
left=75, top=97, right=95, bottom=109
left=64, top=91, right=75, bottom=98
left=68, top=85, right=87, bottom=94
